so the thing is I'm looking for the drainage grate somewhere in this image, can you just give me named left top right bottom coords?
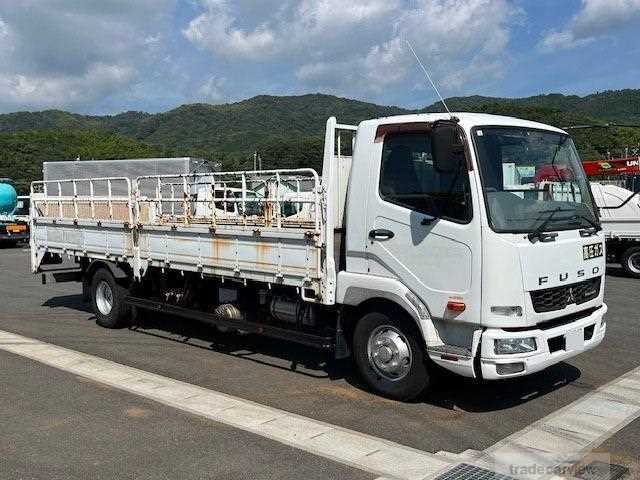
left=575, top=461, right=629, bottom=480
left=434, top=463, right=517, bottom=480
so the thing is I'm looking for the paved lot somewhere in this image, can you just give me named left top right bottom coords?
left=0, top=246, right=639, bottom=479
left=0, top=350, right=372, bottom=480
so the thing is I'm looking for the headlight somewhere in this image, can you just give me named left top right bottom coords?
left=494, top=337, right=537, bottom=355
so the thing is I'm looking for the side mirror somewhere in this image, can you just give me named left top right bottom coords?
left=432, top=124, right=465, bottom=174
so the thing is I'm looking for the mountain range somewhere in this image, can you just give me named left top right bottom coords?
left=1, top=89, right=639, bottom=192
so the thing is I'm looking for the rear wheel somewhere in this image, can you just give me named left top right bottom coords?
left=621, top=246, right=640, bottom=279
left=91, top=269, right=130, bottom=328
left=353, top=308, right=430, bottom=401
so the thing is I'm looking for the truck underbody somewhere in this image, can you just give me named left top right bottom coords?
left=31, top=167, right=346, bottom=355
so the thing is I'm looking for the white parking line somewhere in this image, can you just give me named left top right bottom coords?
left=0, top=330, right=452, bottom=480
left=437, top=366, right=640, bottom=479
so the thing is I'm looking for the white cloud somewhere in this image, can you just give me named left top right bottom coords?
left=184, top=0, right=399, bottom=61
left=185, top=0, right=519, bottom=98
left=362, top=0, right=516, bottom=91
left=0, top=64, right=135, bottom=110
left=0, top=0, right=522, bottom=112
left=0, top=17, right=8, bottom=38
left=185, top=1, right=277, bottom=59
left=541, top=0, right=640, bottom=51
left=0, top=1, right=176, bottom=112
left=197, top=76, right=227, bottom=102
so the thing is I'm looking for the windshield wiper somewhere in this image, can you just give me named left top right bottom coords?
left=568, top=213, right=602, bottom=236
left=527, top=207, right=574, bottom=243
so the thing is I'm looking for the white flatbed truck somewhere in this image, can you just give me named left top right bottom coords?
left=30, top=113, right=607, bottom=400
left=591, top=182, right=640, bottom=277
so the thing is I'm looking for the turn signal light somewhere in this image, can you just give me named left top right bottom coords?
left=446, top=301, right=466, bottom=312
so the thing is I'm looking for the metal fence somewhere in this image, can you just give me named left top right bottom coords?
left=134, top=169, right=321, bottom=231
left=31, top=177, right=134, bottom=224
left=31, top=169, right=322, bottom=232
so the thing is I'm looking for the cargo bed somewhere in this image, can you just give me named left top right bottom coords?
left=30, top=168, right=329, bottom=302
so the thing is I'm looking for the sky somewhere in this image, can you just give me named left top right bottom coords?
left=0, top=0, right=638, bottom=115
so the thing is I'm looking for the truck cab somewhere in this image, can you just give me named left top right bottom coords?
left=331, top=113, right=606, bottom=397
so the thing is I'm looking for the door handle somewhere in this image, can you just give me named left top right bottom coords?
left=369, top=229, right=395, bottom=240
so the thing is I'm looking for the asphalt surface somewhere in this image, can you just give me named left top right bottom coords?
left=0, top=245, right=639, bottom=479
left=0, top=350, right=372, bottom=480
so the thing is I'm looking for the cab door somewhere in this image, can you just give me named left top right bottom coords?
left=365, top=128, right=482, bottom=323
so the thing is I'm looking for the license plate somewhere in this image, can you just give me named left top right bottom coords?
left=566, top=329, right=583, bottom=351
left=6, top=224, right=26, bottom=233
left=583, top=242, right=603, bottom=260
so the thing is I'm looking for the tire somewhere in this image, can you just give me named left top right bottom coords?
left=621, top=246, right=640, bottom=279
left=90, top=268, right=131, bottom=328
left=352, top=308, right=430, bottom=401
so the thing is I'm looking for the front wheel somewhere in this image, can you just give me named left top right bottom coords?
left=352, top=309, right=430, bottom=401
left=90, top=268, right=131, bottom=328
left=621, top=246, right=640, bottom=279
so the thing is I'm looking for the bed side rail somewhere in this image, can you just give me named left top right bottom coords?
left=134, top=169, right=322, bottom=232
left=30, top=177, right=134, bottom=225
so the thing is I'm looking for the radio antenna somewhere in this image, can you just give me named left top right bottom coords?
left=405, top=39, right=452, bottom=117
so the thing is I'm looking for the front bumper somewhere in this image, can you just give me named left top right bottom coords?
left=480, top=304, right=607, bottom=380
left=0, top=232, right=29, bottom=242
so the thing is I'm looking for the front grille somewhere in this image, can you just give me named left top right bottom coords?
left=530, top=277, right=601, bottom=313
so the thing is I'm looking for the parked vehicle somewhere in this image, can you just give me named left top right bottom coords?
left=14, top=196, right=30, bottom=223
left=0, top=178, right=29, bottom=245
left=30, top=113, right=607, bottom=400
left=590, top=182, right=640, bottom=277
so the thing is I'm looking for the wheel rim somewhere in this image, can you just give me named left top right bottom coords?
left=628, top=252, right=640, bottom=274
left=96, top=280, right=114, bottom=316
left=367, top=325, right=412, bottom=381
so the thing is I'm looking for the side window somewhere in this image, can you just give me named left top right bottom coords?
left=379, top=132, right=471, bottom=222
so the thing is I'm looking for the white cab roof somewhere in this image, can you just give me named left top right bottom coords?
left=363, top=112, right=567, bottom=135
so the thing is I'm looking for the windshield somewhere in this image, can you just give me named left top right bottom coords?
left=473, top=127, right=598, bottom=233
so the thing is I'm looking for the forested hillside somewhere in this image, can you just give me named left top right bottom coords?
left=423, top=89, right=640, bottom=124
left=0, top=130, right=163, bottom=193
left=1, top=90, right=639, bottom=193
